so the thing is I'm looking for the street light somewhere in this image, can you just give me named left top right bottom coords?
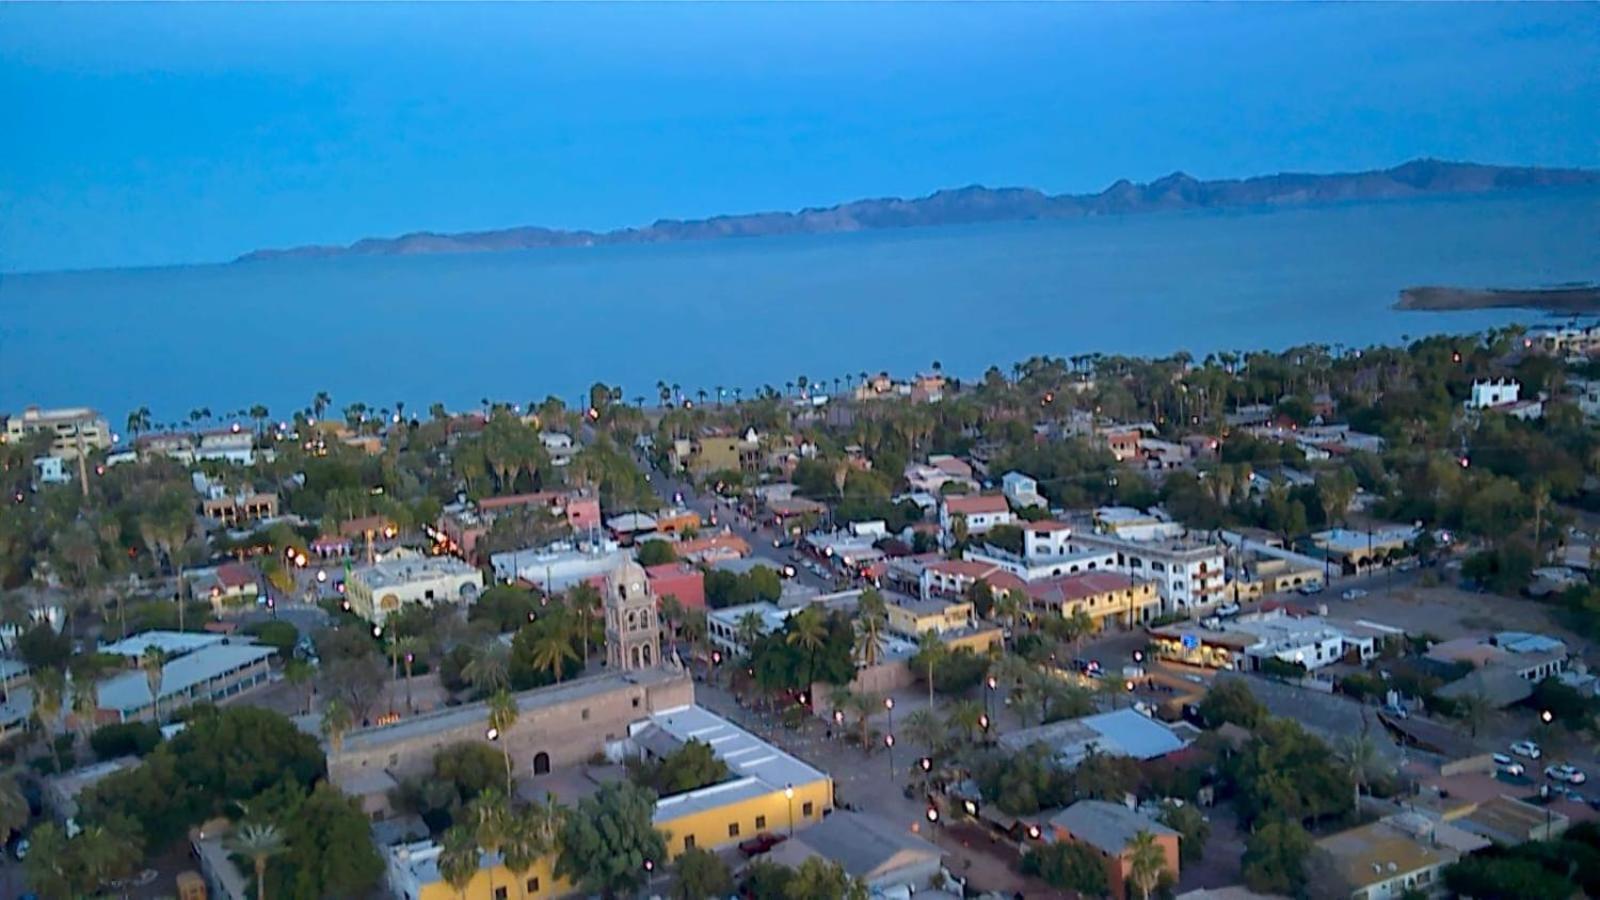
left=486, top=727, right=499, bottom=741
left=1027, top=824, right=1042, bottom=840
left=884, top=696, right=895, bottom=738
left=884, top=733, right=896, bottom=777
left=926, top=806, right=939, bottom=824
left=1541, top=710, right=1554, bottom=724
left=785, top=784, right=796, bottom=835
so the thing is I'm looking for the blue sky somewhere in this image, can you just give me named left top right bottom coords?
left=1, top=2, right=1596, bottom=272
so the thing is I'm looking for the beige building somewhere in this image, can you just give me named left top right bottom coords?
left=329, top=667, right=694, bottom=817
left=1309, top=813, right=1488, bottom=900
left=3, top=406, right=112, bottom=459
left=200, top=491, right=280, bottom=527
left=885, top=594, right=975, bottom=637
left=1022, top=572, right=1162, bottom=630
left=345, top=552, right=483, bottom=627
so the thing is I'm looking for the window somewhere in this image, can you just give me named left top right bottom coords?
left=802, top=801, right=814, bottom=816
left=494, top=888, right=508, bottom=900
left=755, top=815, right=767, bottom=829
left=683, top=835, right=696, bottom=850
left=581, top=708, right=591, bottom=721
left=526, top=877, right=540, bottom=892
left=632, top=696, right=641, bottom=708
left=728, top=822, right=740, bottom=838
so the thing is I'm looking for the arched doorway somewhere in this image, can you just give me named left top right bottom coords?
left=533, top=752, right=551, bottom=775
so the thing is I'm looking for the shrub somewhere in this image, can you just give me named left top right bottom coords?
left=90, top=722, right=164, bottom=759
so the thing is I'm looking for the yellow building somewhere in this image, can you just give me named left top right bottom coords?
left=3, top=406, right=112, bottom=459
left=885, top=595, right=975, bottom=638
left=1021, top=572, right=1162, bottom=631
left=388, top=704, right=834, bottom=899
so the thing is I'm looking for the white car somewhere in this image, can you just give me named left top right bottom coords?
left=1545, top=764, right=1587, bottom=784
left=1510, top=740, right=1542, bottom=760
left=1492, top=753, right=1525, bottom=776
left=1341, top=588, right=1368, bottom=600
left=13, top=837, right=29, bottom=860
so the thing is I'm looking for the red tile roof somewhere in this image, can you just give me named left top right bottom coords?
left=1024, top=520, right=1073, bottom=533
left=1022, top=572, right=1137, bottom=604
left=216, top=562, right=257, bottom=590
left=943, top=494, right=1010, bottom=516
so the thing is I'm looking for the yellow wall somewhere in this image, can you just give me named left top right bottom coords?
left=657, top=778, right=834, bottom=856
left=418, top=854, right=569, bottom=900
left=420, top=778, right=833, bottom=898
left=944, top=627, right=1003, bottom=655
left=887, top=600, right=973, bottom=637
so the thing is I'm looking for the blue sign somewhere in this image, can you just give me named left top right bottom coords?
left=1181, top=634, right=1199, bottom=651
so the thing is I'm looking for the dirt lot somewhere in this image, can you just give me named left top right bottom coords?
left=1337, top=582, right=1590, bottom=656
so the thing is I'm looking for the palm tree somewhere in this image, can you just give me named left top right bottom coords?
left=1341, top=733, right=1378, bottom=815
left=71, top=674, right=100, bottom=753
left=125, top=406, right=152, bottom=440
left=230, top=822, right=285, bottom=900
left=394, top=636, right=424, bottom=711
left=902, top=707, right=944, bottom=764
left=528, top=625, right=579, bottom=685
left=487, top=691, right=519, bottom=795
left=1125, top=829, right=1167, bottom=900
left=312, top=391, right=331, bottom=420
left=786, top=606, right=827, bottom=685
left=915, top=630, right=946, bottom=711
left=33, top=666, right=66, bottom=772
left=320, top=697, right=353, bottom=754
left=467, top=789, right=510, bottom=899
left=501, top=805, right=559, bottom=900
left=735, top=610, right=765, bottom=652
left=70, top=821, right=141, bottom=891
left=284, top=658, right=315, bottom=715
left=140, top=647, right=167, bottom=722
left=992, top=590, right=1025, bottom=646
left=853, top=614, right=885, bottom=669
left=944, top=698, right=984, bottom=746
left=0, top=773, right=27, bottom=845
left=438, top=824, right=480, bottom=899
left=464, top=640, right=511, bottom=695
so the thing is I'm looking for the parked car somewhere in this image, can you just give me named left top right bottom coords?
left=1510, top=740, right=1543, bottom=759
left=1297, top=584, right=1324, bottom=596
left=1215, top=602, right=1241, bottom=617
left=1546, top=764, right=1587, bottom=784
left=738, top=832, right=787, bottom=857
left=13, top=837, right=30, bottom=861
left=1341, top=588, right=1368, bottom=600
left=1492, top=753, right=1525, bottom=776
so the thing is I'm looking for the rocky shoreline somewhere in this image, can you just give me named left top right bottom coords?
left=1397, top=284, right=1600, bottom=314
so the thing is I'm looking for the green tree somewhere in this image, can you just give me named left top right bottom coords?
left=911, top=630, right=947, bottom=710
left=671, top=846, right=734, bottom=900
left=0, top=773, right=28, bottom=844
left=1021, top=840, right=1109, bottom=896
left=1197, top=678, right=1266, bottom=728
left=230, top=822, right=285, bottom=900
left=1159, top=803, right=1210, bottom=864
left=784, top=856, right=868, bottom=900
left=269, top=783, right=384, bottom=898
left=438, top=824, right=481, bottom=898
left=32, top=666, right=66, bottom=773
left=487, top=690, right=519, bottom=795
left=555, top=780, right=668, bottom=899
left=635, top=739, right=730, bottom=795
left=1126, top=829, right=1168, bottom=900
left=504, top=798, right=563, bottom=900
left=636, top=540, right=678, bottom=567
left=1241, top=817, right=1313, bottom=895
left=140, top=647, right=167, bottom=722
left=24, top=821, right=73, bottom=899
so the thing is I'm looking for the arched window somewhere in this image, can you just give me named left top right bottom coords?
left=533, top=752, right=551, bottom=775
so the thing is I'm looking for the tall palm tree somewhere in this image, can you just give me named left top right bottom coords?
left=465, top=641, right=511, bottom=696
left=0, top=773, right=28, bottom=844
left=944, top=698, right=984, bottom=746
left=438, top=824, right=480, bottom=899
left=853, top=614, right=886, bottom=669
left=501, top=806, right=558, bottom=900
left=915, top=630, right=946, bottom=710
left=487, top=691, right=520, bottom=795
left=33, top=667, right=66, bottom=772
left=1125, top=829, right=1167, bottom=900
left=140, top=648, right=167, bottom=722
left=528, top=625, right=579, bottom=685
left=394, top=636, right=424, bottom=711
left=786, top=607, right=827, bottom=685
left=735, top=611, right=765, bottom=652
left=466, top=789, right=510, bottom=899
left=320, top=698, right=353, bottom=754
left=1341, top=733, right=1378, bottom=815
left=71, top=821, right=141, bottom=892
left=230, top=822, right=285, bottom=900
left=71, top=674, right=100, bottom=752
left=901, top=708, right=944, bottom=764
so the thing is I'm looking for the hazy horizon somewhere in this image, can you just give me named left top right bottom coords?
left=3, top=3, right=1598, bottom=273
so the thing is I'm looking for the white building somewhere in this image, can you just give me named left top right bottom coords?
left=490, top=540, right=628, bottom=591
left=1093, top=507, right=1185, bottom=542
left=707, top=602, right=801, bottom=658
left=961, top=544, right=1119, bottom=584
left=939, top=494, right=1013, bottom=541
left=1001, top=471, right=1047, bottom=509
left=1071, top=531, right=1227, bottom=615
left=346, top=554, right=484, bottom=626
left=33, top=456, right=70, bottom=485
left=1465, top=379, right=1520, bottom=410
left=538, top=432, right=576, bottom=467
left=2, top=406, right=113, bottom=459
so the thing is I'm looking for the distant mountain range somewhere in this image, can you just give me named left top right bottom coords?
left=235, top=159, right=1600, bottom=263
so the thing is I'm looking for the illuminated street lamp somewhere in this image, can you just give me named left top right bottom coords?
left=1541, top=710, right=1554, bottom=724
left=884, top=733, right=896, bottom=776
left=486, top=727, right=499, bottom=741
left=1027, top=824, right=1042, bottom=840
left=784, top=784, right=796, bottom=835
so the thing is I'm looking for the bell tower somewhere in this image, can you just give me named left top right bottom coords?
left=604, top=559, right=659, bottom=671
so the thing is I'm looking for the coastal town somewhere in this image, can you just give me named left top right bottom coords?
left=1, top=322, right=1599, bottom=900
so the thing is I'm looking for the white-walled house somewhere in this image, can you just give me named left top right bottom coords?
left=939, top=494, right=1013, bottom=541
left=1001, top=471, right=1047, bottom=509
left=1465, top=379, right=1520, bottom=410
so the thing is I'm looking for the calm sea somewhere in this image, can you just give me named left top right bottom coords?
left=3, top=189, right=1597, bottom=424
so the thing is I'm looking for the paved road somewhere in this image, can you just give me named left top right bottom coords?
left=633, top=455, right=836, bottom=592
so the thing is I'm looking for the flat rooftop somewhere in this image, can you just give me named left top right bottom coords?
left=342, top=667, right=686, bottom=751
left=1000, top=708, right=1188, bottom=763
left=99, top=630, right=225, bottom=658
left=97, top=641, right=276, bottom=713
left=352, top=555, right=480, bottom=589
left=641, top=704, right=830, bottom=820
